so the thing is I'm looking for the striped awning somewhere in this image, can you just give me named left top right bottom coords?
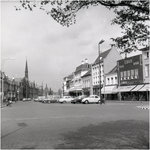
left=132, top=84, right=145, bottom=91
left=138, top=84, right=150, bottom=91
left=119, top=85, right=136, bottom=92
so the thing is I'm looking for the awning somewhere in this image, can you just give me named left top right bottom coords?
left=101, top=86, right=116, bottom=94
left=138, top=84, right=150, bottom=91
left=119, top=85, right=136, bottom=92
left=112, top=86, right=119, bottom=93
left=69, top=87, right=82, bottom=92
left=132, top=84, right=145, bottom=92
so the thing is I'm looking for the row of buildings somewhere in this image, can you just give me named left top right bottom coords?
left=63, top=46, right=149, bottom=101
left=0, top=60, right=49, bottom=103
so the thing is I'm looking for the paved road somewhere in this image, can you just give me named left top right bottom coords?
left=1, top=100, right=149, bottom=149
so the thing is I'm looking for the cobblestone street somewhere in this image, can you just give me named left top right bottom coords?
left=1, top=101, right=149, bottom=149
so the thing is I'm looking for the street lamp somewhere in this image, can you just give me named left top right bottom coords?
left=1, top=58, right=15, bottom=104
left=98, top=40, right=105, bottom=99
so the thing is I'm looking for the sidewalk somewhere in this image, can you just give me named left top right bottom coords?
left=105, top=100, right=149, bottom=110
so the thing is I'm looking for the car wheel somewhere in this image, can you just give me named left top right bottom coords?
left=85, top=100, right=89, bottom=104
left=48, top=101, right=51, bottom=103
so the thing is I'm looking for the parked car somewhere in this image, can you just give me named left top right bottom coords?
left=71, top=95, right=87, bottom=104
left=81, top=95, right=100, bottom=104
left=34, top=98, right=39, bottom=102
left=59, top=96, right=74, bottom=103
left=22, top=98, right=31, bottom=102
left=42, top=98, right=51, bottom=103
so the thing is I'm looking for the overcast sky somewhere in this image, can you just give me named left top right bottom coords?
left=1, top=1, right=137, bottom=91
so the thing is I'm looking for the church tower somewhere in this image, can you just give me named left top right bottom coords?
left=25, top=58, right=28, bottom=80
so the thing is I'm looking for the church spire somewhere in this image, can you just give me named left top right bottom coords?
left=25, top=57, right=28, bottom=79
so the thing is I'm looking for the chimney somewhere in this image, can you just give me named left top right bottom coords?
left=81, top=61, right=84, bottom=65
left=85, top=58, right=88, bottom=63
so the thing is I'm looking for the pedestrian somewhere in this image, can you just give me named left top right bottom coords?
left=100, top=95, right=105, bottom=105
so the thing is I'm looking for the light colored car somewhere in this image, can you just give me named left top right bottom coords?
left=34, top=98, right=39, bottom=102
left=59, top=96, right=74, bottom=103
left=81, top=95, right=100, bottom=104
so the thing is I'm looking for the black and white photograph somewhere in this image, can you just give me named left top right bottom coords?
left=1, top=0, right=149, bottom=149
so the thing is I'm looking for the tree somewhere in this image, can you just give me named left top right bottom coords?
left=58, top=88, right=62, bottom=97
left=17, top=0, right=149, bottom=52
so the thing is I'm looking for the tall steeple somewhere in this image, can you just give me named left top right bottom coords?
left=25, top=57, right=28, bottom=79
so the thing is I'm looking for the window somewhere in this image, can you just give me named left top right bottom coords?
left=145, top=64, right=149, bottom=77
left=120, top=72, right=123, bottom=80
left=115, top=77, right=117, bottom=84
left=111, top=77, right=113, bottom=84
left=107, top=78, right=110, bottom=85
left=124, top=71, right=127, bottom=80
left=127, top=70, right=130, bottom=79
left=147, top=52, right=149, bottom=58
left=135, top=69, right=138, bottom=78
left=131, top=69, right=134, bottom=79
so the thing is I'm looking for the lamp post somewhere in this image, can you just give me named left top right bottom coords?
left=117, top=61, right=121, bottom=101
left=98, top=40, right=105, bottom=99
left=1, top=58, right=15, bottom=105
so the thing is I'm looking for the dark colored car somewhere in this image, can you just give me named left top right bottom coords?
left=71, top=95, right=87, bottom=104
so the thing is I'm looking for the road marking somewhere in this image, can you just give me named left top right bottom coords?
left=136, top=106, right=149, bottom=110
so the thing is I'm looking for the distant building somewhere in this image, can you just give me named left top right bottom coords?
left=104, top=66, right=118, bottom=100
left=117, top=52, right=149, bottom=101
left=92, top=45, right=122, bottom=96
left=69, top=58, right=91, bottom=97
left=21, top=59, right=39, bottom=99
left=81, top=66, right=92, bottom=96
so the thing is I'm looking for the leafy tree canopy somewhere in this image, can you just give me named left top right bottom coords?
left=17, top=0, right=149, bottom=52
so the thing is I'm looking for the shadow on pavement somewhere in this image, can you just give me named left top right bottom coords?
left=55, top=120, right=149, bottom=149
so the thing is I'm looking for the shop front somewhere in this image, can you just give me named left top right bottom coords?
left=101, top=86, right=118, bottom=100
left=131, top=84, right=145, bottom=101
left=118, top=85, right=136, bottom=101
left=82, top=87, right=90, bottom=96
left=138, top=84, right=149, bottom=101
left=69, top=87, right=82, bottom=97
left=93, top=85, right=102, bottom=96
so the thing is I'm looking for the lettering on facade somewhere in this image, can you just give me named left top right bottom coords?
left=133, top=61, right=139, bottom=65
left=119, top=65, right=124, bottom=68
left=124, top=59, right=132, bottom=64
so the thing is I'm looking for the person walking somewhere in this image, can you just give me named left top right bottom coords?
left=100, top=95, right=105, bottom=105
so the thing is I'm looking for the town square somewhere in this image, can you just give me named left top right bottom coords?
left=1, top=1, right=149, bottom=149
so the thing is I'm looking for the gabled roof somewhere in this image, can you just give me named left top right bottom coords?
left=93, top=49, right=111, bottom=65
left=81, top=69, right=91, bottom=78
left=106, top=65, right=117, bottom=75
left=75, top=63, right=90, bottom=73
